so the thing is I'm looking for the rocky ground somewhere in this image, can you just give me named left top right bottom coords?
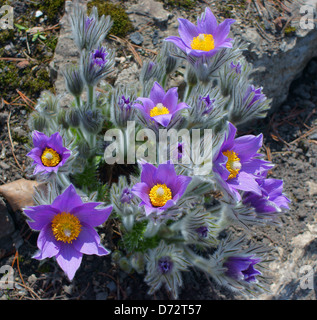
left=0, top=0, right=317, bottom=300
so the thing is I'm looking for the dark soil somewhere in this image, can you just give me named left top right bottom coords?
left=0, top=0, right=316, bottom=301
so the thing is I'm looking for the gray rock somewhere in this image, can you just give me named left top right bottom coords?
left=0, top=198, right=15, bottom=239
left=129, top=32, right=144, bottom=45
left=232, top=0, right=317, bottom=113
left=306, top=181, right=317, bottom=196
left=127, top=0, right=172, bottom=29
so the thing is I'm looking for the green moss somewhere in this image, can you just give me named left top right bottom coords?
left=87, top=0, right=133, bottom=37
left=284, top=26, right=296, bottom=36
left=36, top=0, right=66, bottom=24
left=0, top=61, right=53, bottom=100
left=160, top=0, right=194, bottom=9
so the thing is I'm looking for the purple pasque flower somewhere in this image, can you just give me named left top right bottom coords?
left=213, top=122, right=272, bottom=201
left=230, top=61, right=242, bottom=74
left=27, top=131, right=71, bottom=175
left=24, top=184, right=112, bottom=281
left=120, top=187, right=134, bottom=204
left=243, top=177, right=291, bottom=217
left=165, top=7, right=235, bottom=58
left=85, top=16, right=94, bottom=31
left=243, top=85, right=266, bottom=108
left=91, top=46, right=108, bottom=67
left=223, top=255, right=261, bottom=283
left=199, top=94, right=215, bottom=115
left=131, top=161, right=192, bottom=216
left=134, top=82, right=189, bottom=127
left=195, top=226, right=208, bottom=238
left=158, top=256, right=173, bottom=274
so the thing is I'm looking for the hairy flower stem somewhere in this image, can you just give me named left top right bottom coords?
left=88, top=85, right=96, bottom=108
left=183, top=247, right=215, bottom=275
left=56, top=172, right=72, bottom=189
left=75, top=96, right=81, bottom=108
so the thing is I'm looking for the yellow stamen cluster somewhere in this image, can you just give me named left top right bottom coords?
left=223, top=150, right=241, bottom=180
left=191, top=33, right=215, bottom=51
left=41, top=147, right=61, bottom=167
left=51, top=212, right=82, bottom=243
left=150, top=103, right=170, bottom=117
left=149, top=184, right=172, bottom=207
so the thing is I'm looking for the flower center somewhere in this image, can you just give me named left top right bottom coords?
left=223, top=150, right=241, bottom=179
left=150, top=103, right=170, bottom=117
left=41, top=147, right=61, bottom=167
left=158, top=256, right=173, bottom=274
left=191, top=33, right=215, bottom=51
left=51, top=212, right=82, bottom=243
left=149, top=183, right=172, bottom=207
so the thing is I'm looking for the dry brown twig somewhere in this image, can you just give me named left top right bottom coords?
left=6, top=111, right=24, bottom=172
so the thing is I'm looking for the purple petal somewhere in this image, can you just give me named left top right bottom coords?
left=154, top=162, right=178, bottom=187
left=149, top=82, right=166, bottom=105
left=72, top=224, right=110, bottom=256
left=162, top=87, right=178, bottom=109
left=46, top=132, right=64, bottom=155
left=51, top=184, right=83, bottom=213
left=27, top=147, right=42, bottom=163
left=152, top=113, right=173, bottom=127
left=33, top=224, right=60, bottom=260
left=131, top=182, right=151, bottom=206
left=55, top=244, right=83, bottom=281
left=32, top=131, right=49, bottom=149
left=71, top=203, right=112, bottom=227
left=242, top=159, right=273, bottom=176
left=140, top=162, right=158, bottom=186
left=213, top=19, right=235, bottom=46
left=24, top=205, right=59, bottom=231
left=197, top=7, right=218, bottom=34
left=228, top=172, right=262, bottom=195
left=178, top=18, right=199, bottom=47
left=134, top=98, right=155, bottom=114
left=164, top=36, right=188, bottom=52
left=169, top=101, right=190, bottom=114
left=171, top=175, right=192, bottom=200
left=232, top=134, right=263, bottom=161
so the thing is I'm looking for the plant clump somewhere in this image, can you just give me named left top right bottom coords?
left=23, top=4, right=290, bottom=300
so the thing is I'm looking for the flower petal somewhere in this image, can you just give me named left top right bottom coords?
left=51, top=184, right=83, bottom=213
left=33, top=223, right=60, bottom=260
left=149, top=82, right=166, bottom=105
left=197, top=7, right=218, bottom=34
left=152, top=113, right=173, bottom=127
left=32, top=131, right=49, bottom=149
left=24, top=205, right=59, bottom=231
left=164, top=36, right=188, bottom=52
left=131, top=182, right=151, bottom=205
left=55, top=243, right=83, bottom=281
left=71, top=203, right=112, bottom=227
left=162, top=87, right=178, bottom=110
left=232, top=134, right=263, bottom=161
left=213, top=19, right=235, bottom=46
left=73, top=223, right=110, bottom=256
left=178, top=18, right=199, bottom=47
left=228, top=172, right=262, bottom=195
left=140, top=162, right=158, bottom=187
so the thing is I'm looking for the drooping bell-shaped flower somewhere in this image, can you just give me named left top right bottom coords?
left=223, top=255, right=261, bottom=283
